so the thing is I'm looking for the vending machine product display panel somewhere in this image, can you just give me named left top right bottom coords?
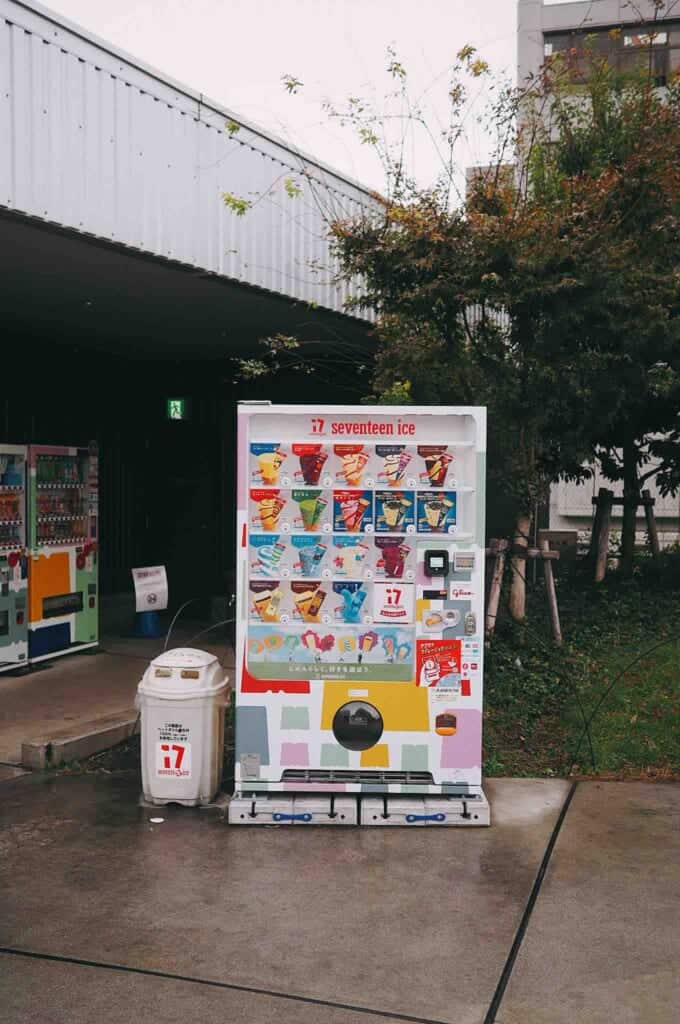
left=27, top=444, right=99, bottom=662
left=0, top=445, right=28, bottom=672
left=231, top=404, right=489, bottom=826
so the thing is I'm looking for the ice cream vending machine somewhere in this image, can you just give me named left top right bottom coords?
left=26, top=444, right=99, bottom=662
left=0, top=445, right=28, bottom=672
left=229, top=403, right=490, bottom=826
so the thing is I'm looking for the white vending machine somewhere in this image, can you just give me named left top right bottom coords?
left=229, top=404, right=489, bottom=826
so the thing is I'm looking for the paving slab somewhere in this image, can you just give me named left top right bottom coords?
left=0, top=774, right=569, bottom=1024
left=0, top=765, right=29, bottom=782
left=498, top=782, right=680, bottom=1024
left=0, top=630, right=231, bottom=764
left=0, top=954, right=400, bottom=1024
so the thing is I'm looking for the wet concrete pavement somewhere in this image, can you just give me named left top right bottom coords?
left=0, top=773, right=677, bottom=1023
left=499, top=782, right=680, bottom=1024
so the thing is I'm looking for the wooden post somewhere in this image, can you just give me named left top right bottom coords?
left=589, top=488, right=605, bottom=568
left=540, top=538, right=562, bottom=647
left=485, top=539, right=508, bottom=642
left=508, top=514, right=531, bottom=622
left=642, top=489, right=661, bottom=560
left=595, top=488, right=614, bottom=583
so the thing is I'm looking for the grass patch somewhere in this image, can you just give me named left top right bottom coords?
left=483, top=552, right=680, bottom=778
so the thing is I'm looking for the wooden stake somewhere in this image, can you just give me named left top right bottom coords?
left=589, top=487, right=605, bottom=568
left=642, top=489, right=661, bottom=560
left=485, top=539, right=508, bottom=642
left=595, top=488, right=614, bottom=583
left=540, top=538, right=562, bottom=646
left=508, top=514, right=531, bottom=622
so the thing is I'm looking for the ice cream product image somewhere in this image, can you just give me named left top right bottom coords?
left=357, top=629, right=379, bottom=663
left=333, top=536, right=371, bottom=578
left=292, top=536, right=328, bottom=577
left=250, top=489, right=287, bottom=532
left=374, top=537, right=413, bottom=580
left=336, top=634, right=357, bottom=658
left=333, top=490, right=373, bottom=533
left=249, top=580, right=285, bottom=623
left=291, top=580, right=327, bottom=622
left=417, top=446, right=453, bottom=487
left=417, top=491, right=457, bottom=533
left=375, top=445, right=415, bottom=487
left=249, top=535, right=288, bottom=578
left=332, top=581, right=370, bottom=624
left=374, top=491, right=414, bottom=533
left=292, top=444, right=331, bottom=487
left=250, top=443, right=287, bottom=485
left=333, top=445, right=372, bottom=486
left=292, top=489, right=330, bottom=533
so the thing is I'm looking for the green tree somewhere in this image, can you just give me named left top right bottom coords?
left=236, top=23, right=680, bottom=602
left=327, top=37, right=680, bottom=593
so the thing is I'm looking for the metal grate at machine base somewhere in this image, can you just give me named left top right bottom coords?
left=281, top=769, right=434, bottom=785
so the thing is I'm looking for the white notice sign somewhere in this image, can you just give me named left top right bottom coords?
left=132, top=566, right=168, bottom=612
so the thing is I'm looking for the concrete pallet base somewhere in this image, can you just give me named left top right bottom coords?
left=228, top=789, right=490, bottom=826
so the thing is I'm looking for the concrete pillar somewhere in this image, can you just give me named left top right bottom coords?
left=517, top=0, right=544, bottom=86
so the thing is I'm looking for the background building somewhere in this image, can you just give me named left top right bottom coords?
left=519, top=0, right=680, bottom=86
left=518, top=0, right=680, bottom=547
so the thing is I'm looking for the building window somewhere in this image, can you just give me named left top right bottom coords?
left=623, top=31, right=668, bottom=47
left=544, top=22, right=680, bottom=87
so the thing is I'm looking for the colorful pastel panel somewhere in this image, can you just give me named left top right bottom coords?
left=234, top=706, right=270, bottom=765
left=320, top=743, right=350, bottom=768
left=440, top=709, right=483, bottom=769
left=401, top=745, right=429, bottom=771
left=321, top=681, right=429, bottom=732
left=360, top=744, right=390, bottom=768
left=280, top=742, right=309, bottom=767
left=281, top=707, right=310, bottom=730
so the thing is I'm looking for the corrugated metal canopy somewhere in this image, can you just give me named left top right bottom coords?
left=0, top=0, right=376, bottom=324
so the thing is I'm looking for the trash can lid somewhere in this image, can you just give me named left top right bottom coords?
left=151, top=647, right=218, bottom=669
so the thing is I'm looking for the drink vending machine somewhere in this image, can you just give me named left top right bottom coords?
left=229, top=404, right=490, bottom=826
left=0, top=445, right=28, bottom=671
left=0, top=443, right=99, bottom=673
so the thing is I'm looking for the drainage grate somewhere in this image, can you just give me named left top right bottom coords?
left=281, top=769, right=434, bottom=784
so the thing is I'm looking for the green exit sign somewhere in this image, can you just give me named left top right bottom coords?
left=167, top=398, right=187, bottom=421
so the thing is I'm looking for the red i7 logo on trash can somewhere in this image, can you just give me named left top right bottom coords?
left=156, top=742, right=192, bottom=778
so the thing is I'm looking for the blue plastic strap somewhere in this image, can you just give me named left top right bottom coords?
left=272, top=812, right=313, bottom=822
left=406, top=812, right=446, bottom=823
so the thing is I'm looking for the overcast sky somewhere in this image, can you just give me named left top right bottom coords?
left=45, top=0, right=522, bottom=193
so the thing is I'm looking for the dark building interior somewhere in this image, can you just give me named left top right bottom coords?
left=2, top=211, right=373, bottom=626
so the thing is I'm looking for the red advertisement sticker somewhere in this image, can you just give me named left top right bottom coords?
left=416, top=638, right=461, bottom=687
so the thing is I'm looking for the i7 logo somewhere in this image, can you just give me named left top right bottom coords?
left=310, top=418, right=325, bottom=435
left=156, top=742, right=192, bottom=777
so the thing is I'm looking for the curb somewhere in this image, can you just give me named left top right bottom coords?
left=21, top=710, right=139, bottom=770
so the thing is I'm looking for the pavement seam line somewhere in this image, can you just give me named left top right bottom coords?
left=0, top=947, right=449, bottom=1024
left=482, top=781, right=579, bottom=1024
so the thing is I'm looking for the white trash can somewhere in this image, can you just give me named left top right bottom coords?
left=137, top=648, right=229, bottom=806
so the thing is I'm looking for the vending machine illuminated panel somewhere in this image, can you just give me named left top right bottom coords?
left=231, top=404, right=489, bottom=826
left=0, top=445, right=28, bottom=673
left=27, top=444, right=99, bottom=661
